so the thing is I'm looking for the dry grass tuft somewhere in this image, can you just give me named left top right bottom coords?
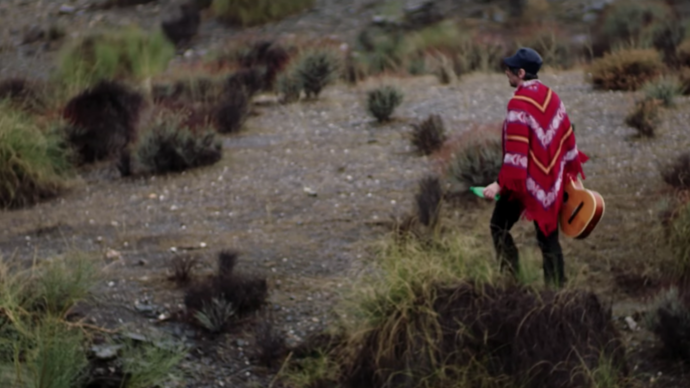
left=587, top=49, right=665, bottom=91
left=624, top=98, right=661, bottom=138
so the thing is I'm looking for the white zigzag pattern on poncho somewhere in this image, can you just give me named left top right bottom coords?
left=505, top=102, right=567, bottom=148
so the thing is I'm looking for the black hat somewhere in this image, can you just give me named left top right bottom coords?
left=503, top=47, right=543, bottom=75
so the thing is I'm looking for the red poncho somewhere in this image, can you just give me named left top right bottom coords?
left=497, top=80, right=588, bottom=236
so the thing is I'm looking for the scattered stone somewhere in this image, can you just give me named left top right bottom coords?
left=59, top=5, right=77, bottom=14
left=105, top=249, right=121, bottom=260
left=303, top=187, right=317, bottom=197
left=624, top=316, right=638, bottom=331
left=122, top=332, right=147, bottom=342
left=91, top=344, right=124, bottom=360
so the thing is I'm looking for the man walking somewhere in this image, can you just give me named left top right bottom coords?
left=482, top=47, right=588, bottom=287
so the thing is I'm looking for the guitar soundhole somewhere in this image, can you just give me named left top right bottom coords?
left=563, top=192, right=569, bottom=203
left=568, top=202, right=584, bottom=224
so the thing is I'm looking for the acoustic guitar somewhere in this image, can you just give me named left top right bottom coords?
left=559, top=177, right=605, bottom=239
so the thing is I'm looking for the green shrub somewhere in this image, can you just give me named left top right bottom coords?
left=354, top=24, right=407, bottom=74
left=447, top=130, right=503, bottom=191
left=275, top=72, right=302, bottom=103
left=366, top=85, right=403, bottom=122
left=131, top=114, right=222, bottom=175
left=294, top=49, right=341, bottom=98
left=0, top=102, right=72, bottom=209
left=625, top=98, right=661, bottom=137
left=642, top=76, right=682, bottom=107
left=26, top=317, right=89, bottom=388
left=587, top=49, right=665, bottom=91
left=35, top=252, right=99, bottom=316
left=212, top=0, right=315, bottom=26
left=120, top=340, right=187, bottom=388
left=56, top=26, right=175, bottom=92
left=410, top=114, right=446, bottom=155
left=594, top=0, right=672, bottom=53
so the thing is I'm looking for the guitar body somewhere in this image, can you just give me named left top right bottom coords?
left=559, top=178, right=605, bottom=239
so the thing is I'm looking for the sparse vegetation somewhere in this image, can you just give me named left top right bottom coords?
left=662, top=152, right=690, bottom=190
left=667, top=201, right=690, bottom=277
left=446, top=127, right=503, bottom=191
left=410, top=114, right=446, bottom=155
left=0, top=102, right=72, bottom=209
left=212, top=0, right=315, bottom=26
left=276, top=72, right=302, bottom=103
left=214, top=88, right=250, bottom=133
left=415, top=175, right=443, bottom=229
left=0, top=253, right=183, bottom=388
left=593, top=0, right=672, bottom=54
left=169, top=254, right=200, bottom=286
left=625, top=98, right=661, bottom=137
left=184, top=251, right=268, bottom=333
left=366, top=85, right=404, bottom=122
left=587, top=49, right=665, bottom=91
left=130, top=113, right=222, bottom=175
left=282, top=233, right=627, bottom=388
left=254, top=315, right=287, bottom=368
left=56, top=26, right=175, bottom=92
left=293, top=49, right=341, bottom=99
left=645, top=286, right=690, bottom=361
left=642, top=76, right=682, bottom=107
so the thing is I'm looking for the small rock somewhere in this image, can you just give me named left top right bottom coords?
left=137, top=259, right=147, bottom=266
left=624, top=316, right=638, bottom=331
left=303, top=187, right=317, bottom=197
left=105, top=249, right=121, bottom=260
left=91, top=344, right=123, bottom=360
left=122, top=332, right=147, bottom=342
left=59, top=5, right=76, bottom=14
left=236, top=339, right=248, bottom=347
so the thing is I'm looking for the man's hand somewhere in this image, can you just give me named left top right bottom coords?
left=483, top=182, right=501, bottom=199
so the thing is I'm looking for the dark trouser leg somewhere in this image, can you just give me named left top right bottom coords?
left=490, top=196, right=523, bottom=276
left=535, top=223, right=565, bottom=287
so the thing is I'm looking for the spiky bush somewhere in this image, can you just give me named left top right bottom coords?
left=366, top=85, right=404, bottom=123
left=415, top=175, right=443, bottom=228
left=214, top=89, right=250, bottom=133
left=642, top=76, right=682, bottom=107
left=63, top=80, right=144, bottom=163
left=0, top=102, right=72, bottom=209
left=625, top=98, right=661, bottom=137
left=56, top=26, right=175, bottom=92
left=651, top=19, right=686, bottom=67
left=131, top=116, right=222, bottom=175
left=645, top=286, right=690, bottom=361
left=276, top=72, right=302, bottom=103
left=226, top=67, right=266, bottom=97
left=662, top=152, right=690, bottom=190
left=294, top=49, right=341, bottom=98
left=587, top=49, right=665, bottom=91
left=236, top=40, right=291, bottom=88
left=410, top=114, right=446, bottom=155
left=184, top=251, right=268, bottom=332
left=161, top=3, right=201, bottom=47
left=255, top=316, right=287, bottom=368
left=212, top=0, right=315, bottom=26
left=447, top=131, right=503, bottom=190
left=194, top=297, right=236, bottom=333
